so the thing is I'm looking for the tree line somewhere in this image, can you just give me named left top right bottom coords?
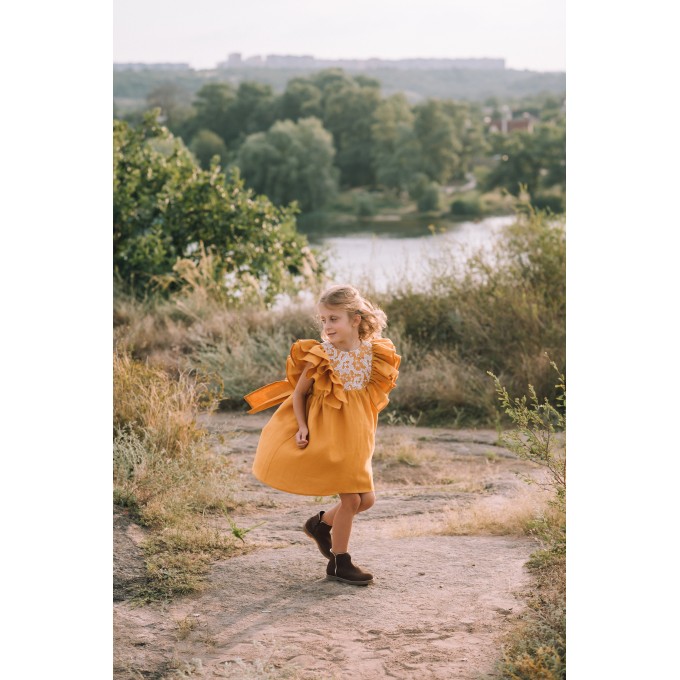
left=116, top=69, right=565, bottom=213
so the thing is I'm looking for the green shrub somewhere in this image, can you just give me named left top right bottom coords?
left=488, top=362, right=566, bottom=678
left=417, top=182, right=441, bottom=212
left=355, top=192, right=378, bottom=216
left=188, top=128, right=228, bottom=170
left=532, top=192, right=565, bottom=214
left=114, top=109, right=320, bottom=300
left=450, top=195, right=482, bottom=217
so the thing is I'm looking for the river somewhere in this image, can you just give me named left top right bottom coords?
left=271, top=213, right=517, bottom=309
left=302, top=213, right=517, bottom=293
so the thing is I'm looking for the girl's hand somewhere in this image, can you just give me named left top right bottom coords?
left=295, top=427, right=309, bottom=448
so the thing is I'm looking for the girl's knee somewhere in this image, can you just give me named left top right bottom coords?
left=358, top=492, right=375, bottom=512
left=340, top=492, right=361, bottom=512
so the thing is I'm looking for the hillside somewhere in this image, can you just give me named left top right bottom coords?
left=113, top=66, right=566, bottom=113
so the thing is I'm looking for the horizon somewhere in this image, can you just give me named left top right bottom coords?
left=112, top=53, right=564, bottom=74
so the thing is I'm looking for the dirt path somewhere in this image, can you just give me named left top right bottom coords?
left=114, top=413, right=546, bottom=679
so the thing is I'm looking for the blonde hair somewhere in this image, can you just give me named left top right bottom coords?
left=315, top=284, right=388, bottom=341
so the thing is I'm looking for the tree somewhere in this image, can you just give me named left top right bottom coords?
left=191, top=82, right=238, bottom=145
left=188, top=129, right=228, bottom=170
left=145, top=83, right=190, bottom=130
left=237, top=117, right=339, bottom=212
left=413, top=99, right=464, bottom=184
left=322, top=82, right=382, bottom=188
left=113, top=109, right=320, bottom=302
left=229, top=81, right=278, bottom=140
left=371, top=94, right=418, bottom=192
left=484, top=121, right=566, bottom=198
left=276, top=77, right=323, bottom=122
left=441, top=100, right=491, bottom=175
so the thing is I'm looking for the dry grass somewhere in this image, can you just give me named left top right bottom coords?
left=372, top=432, right=437, bottom=468
left=113, top=352, right=212, bottom=457
left=174, top=615, right=198, bottom=641
left=389, top=487, right=553, bottom=539
left=113, top=350, right=246, bottom=600
left=218, top=637, right=328, bottom=679
left=497, top=551, right=566, bottom=678
left=440, top=490, right=554, bottom=537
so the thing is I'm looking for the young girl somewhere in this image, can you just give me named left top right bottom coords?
left=243, top=284, right=401, bottom=586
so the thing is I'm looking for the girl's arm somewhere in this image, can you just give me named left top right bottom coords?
left=292, top=361, right=314, bottom=447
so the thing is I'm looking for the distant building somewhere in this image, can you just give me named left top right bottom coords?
left=485, top=109, right=537, bottom=134
left=244, top=55, right=265, bottom=66
left=113, top=63, right=191, bottom=72
left=266, top=54, right=317, bottom=67
left=216, top=54, right=505, bottom=70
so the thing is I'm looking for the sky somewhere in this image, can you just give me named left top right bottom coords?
left=113, top=0, right=565, bottom=72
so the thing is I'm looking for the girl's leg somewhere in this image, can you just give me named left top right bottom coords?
left=320, top=491, right=376, bottom=526
left=357, top=491, right=376, bottom=513
left=327, top=493, right=360, bottom=553
left=321, top=492, right=376, bottom=554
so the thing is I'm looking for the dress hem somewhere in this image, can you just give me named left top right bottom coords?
left=252, top=471, right=374, bottom=496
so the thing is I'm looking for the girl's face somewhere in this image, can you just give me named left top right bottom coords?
left=318, top=304, right=360, bottom=346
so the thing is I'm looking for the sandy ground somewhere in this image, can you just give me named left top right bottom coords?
left=114, top=412, right=549, bottom=679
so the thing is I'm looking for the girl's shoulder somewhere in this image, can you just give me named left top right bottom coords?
left=290, top=338, right=323, bottom=355
left=365, top=336, right=401, bottom=413
left=288, top=338, right=326, bottom=371
left=369, top=336, right=399, bottom=358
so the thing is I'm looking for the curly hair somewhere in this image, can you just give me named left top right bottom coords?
left=315, top=284, right=388, bottom=341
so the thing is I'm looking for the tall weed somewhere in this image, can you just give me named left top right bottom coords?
left=488, top=359, right=566, bottom=678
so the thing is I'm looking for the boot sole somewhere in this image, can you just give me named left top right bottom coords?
left=302, top=524, right=333, bottom=560
left=325, top=574, right=373, bottom=585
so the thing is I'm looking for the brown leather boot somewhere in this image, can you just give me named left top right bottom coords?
left=303, top=510, right=333, bottom=559
left=326, top=549, right=373, bottom=585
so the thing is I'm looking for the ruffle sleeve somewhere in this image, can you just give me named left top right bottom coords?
left=367, top=337, right=401, bottom=413
left=243, top=339, right=348, bottom=414
left=286, top=339, right=348, bottom=410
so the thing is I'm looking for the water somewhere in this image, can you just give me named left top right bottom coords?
left=307, top=214, right=516, bottom=293
left=273, top=213, right=517, bottom=310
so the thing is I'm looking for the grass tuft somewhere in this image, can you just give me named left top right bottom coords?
left=114, top=350, right=245, bottom=600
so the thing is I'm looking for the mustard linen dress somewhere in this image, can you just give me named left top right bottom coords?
left=244, top=337, right=401, bottom=496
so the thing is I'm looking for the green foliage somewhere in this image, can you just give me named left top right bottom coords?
left=488, top=360, right=566, bottom=510
left=371, top=93, right=418, bottom=192
left=226, top=516, right=266, bottom=543
left=416, top=181, right=441, bottom=212
left=354, top=191, right=378, bottom=217
left=413, top=99, right=464, bottom=184
left=113, top=109, right=320, bottom=301
left=185, top=82, right=236, bottom=142
left=115, top=70, right=564, bottom=217
left=189, top=128, right=228, bottom=169
left=114, top=67, right=566, bottom=113
left=484, top=121, right=566, bottom=199
left=488, top=364, right=566, bottom=679
left=450, top=194, right=483, bottom=216
left=277, top=77, right=324, bottom=121
left=532, top=192, right=566, bottom=214
left=144, top=83, right=195, bottom=132
left=185, top=81, right=277, bottom=147
left=407, top=172, right=431, bottom=201
left=237, top=116, right=340, bottom=212
left=323, top=81, right=382, bottom=187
